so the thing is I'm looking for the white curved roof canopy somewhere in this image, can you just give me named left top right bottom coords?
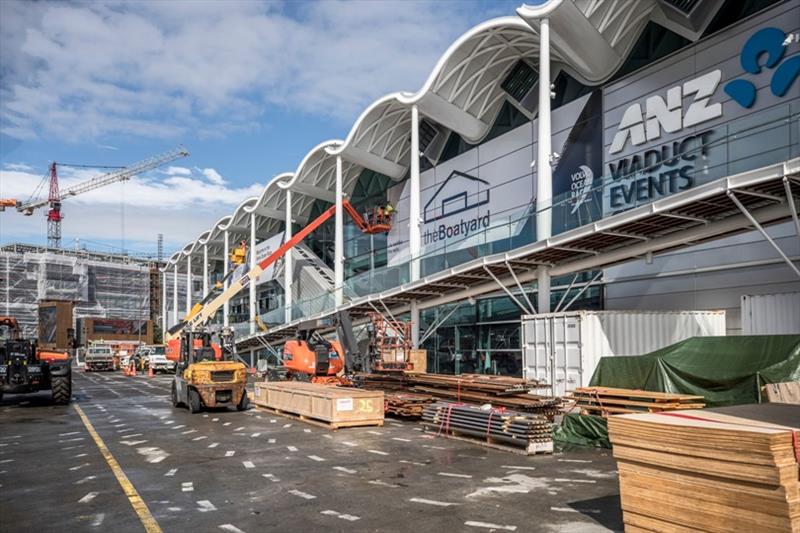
left=162, top=0, right=727, bottom=273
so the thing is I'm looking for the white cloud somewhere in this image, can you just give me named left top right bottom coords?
left=202, top=168, right=226, bottom=185
left=0, top=0, right=491, bottom=142
left=3, top=162, right=33, bottom=171
left=165, top=166, right=191, bottom=176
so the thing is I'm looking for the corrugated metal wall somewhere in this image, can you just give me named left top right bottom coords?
left=741, top=292, right=800, bottom=334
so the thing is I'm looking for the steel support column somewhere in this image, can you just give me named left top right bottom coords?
left=483, top=265, right=534, bottom=314
left=161, top=270, right=167, bottom=332
left=536, top=17, right=552, bottom=242
left=186, top=254, right=192, bottom=315
left=223, top=230, right=230, bottom=327
left=203, top=244, right=209, bottom=296
left=409, top=299, right=420, bottom=348
left=409, top=104, right=421, bottom=282
left=537, top=265, right=551, bottom=314
left=560, top=271, right=602, bottom=312
left=249, top=211, right=257, bottom=335
left=172, top=266, right=178, bottom=326
left=784, top=177, right=800, bottom=238
left=285, top=189, right=294, bottom=323
left=335, top=155, right=344, bottom=305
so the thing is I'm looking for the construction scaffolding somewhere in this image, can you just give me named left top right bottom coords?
left=1, top=244, right=153, bottom=339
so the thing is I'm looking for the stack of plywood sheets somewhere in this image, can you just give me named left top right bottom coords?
left=569, top=386, right=705, bottom=416
left=254, top=381, right=384, bottom=429
left=607, top=405, right=799, bottom=533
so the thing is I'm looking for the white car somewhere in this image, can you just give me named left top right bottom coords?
left=148, top=354, right=176, bottom=374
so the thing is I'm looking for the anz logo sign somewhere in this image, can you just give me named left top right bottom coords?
left=610, top=26, right=799, bottom=156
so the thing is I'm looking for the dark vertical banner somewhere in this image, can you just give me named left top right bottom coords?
left=551, top=90, right=604, bottom=234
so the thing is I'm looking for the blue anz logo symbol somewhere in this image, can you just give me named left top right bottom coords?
left=724, top=27, right=800, bottom=109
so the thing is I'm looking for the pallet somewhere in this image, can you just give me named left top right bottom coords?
left=422, top=425, right=553, bottom=455
left=256, top=405, right=384, bottom=430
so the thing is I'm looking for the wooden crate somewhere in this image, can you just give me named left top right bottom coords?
left=407, top=349, right=427, bottom=373
left=254, top=381, right=384, bottom=429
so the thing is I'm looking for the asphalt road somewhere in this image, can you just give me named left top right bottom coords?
left=1, top=371, right=623, bottom=533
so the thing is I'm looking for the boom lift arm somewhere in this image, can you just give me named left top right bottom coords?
left=167, top=199, right=391, bottom=340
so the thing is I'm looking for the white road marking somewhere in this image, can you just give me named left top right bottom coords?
left=399, top=460, right=427, bottom=466
left=74, top=453, right=88, bottom=458
left=117, top=428, right=135, bottom=433
left=208, top=443, right=219, bottom=448
left=79, top=492, right=98, bottom=503
left=333, top=466, right=356, bottom=474
left=367, top=449, right=388, bottom=456
left=391, top=437, right=411, bottom=442
left=465, top=521, right=517, bottom=531
left=307, top=455, right=325, bottom=462
left=549, top=506, right=600, bottom=514
left=409, top=498, right=458, bottom=507
left=270, top=419, right=276, bottom=423
left=1, top=435, right=21, bottom=440
left=137, top=446, right=169, bottom=463
left=59, top=437, right=85, bottom=443
left=282, top=424, right=291, bottom=429
left=501, top=466, right=537, bottom=471
left=165, top=468, right=178, bottom=477
left=286, top=446, right=297, bottom=452
left=225, top=451, right=235, bottom=457
left=322, top=434, right=332, bottom=440
left=553, top=478, right=596, bottom=484
left=91, top=513, right=105, bottom=527
left=421, top=445, right=447, bottom=450
left=268, top=438, right=276, bottom=444
left=113, top=423, right=126, bottom=428
left=320, top=510, right=360, bottom=521
left=367, top=431, right=382, bottom=435
left=303, top=429, right=311, bottom=433
left=163, top=420, right=174, bottom=425
left=182, top=429, right=197, bottom=435
left=59, top=431, right=80, bottom=436
left=438, top=472, right=472, bottom=479
left=212, top=418, right=219, bottom=422
left=69, top=463, right=91, bottom=471
left=75, top=475, right=97, bottom=485
left=342, top=442, right=358, bottom=447
left=369, top=480, right=399, bottom=488
left=192, top=436, right=208, bottom=441
left=389, top=422, right=404, bottom=427
left=219, top=525, right=247, bottom=533
left=234, top=427, right=245, bottom=432
left=250, top=433, right=261, bottom=438
left=288, top=489, right=315, bottom=500
left=124, top=433, right=143, bottom=438
left=242, top=461, right=255, bottom=469
left=262, top=473, right=280, bottom=482
left=197, top=500, right=217, bottom=512
left=558, top=459, right=592, bottom=463
left=0, top=459, right=15, bottom=464
left=168, top=507, right=182, bottom=512
left=223, top=422, right=231, bottom=426
left=182, top=482, right=194, bottom=492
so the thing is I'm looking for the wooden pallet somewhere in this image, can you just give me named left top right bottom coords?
left=256, top=405, right=384, bottom=430
left=422, top=425, right=553, bottom=456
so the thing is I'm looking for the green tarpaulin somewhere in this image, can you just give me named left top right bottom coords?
left=553, top=335, right=800, bottom=447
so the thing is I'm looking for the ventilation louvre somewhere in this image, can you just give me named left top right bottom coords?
left=418, top=119, right=440, bottom=153
left=501, top=60, right=538, bottom=103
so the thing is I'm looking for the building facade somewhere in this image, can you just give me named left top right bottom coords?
left=161, top=0, right=800, bottom=374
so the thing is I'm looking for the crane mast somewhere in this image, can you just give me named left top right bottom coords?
left=13, top=146, right=190, bottom=248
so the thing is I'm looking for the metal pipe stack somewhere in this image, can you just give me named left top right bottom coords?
left=422, top=402, right=553, bottom=454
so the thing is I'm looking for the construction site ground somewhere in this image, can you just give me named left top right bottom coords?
left=1, top=371, right=623, bottom=533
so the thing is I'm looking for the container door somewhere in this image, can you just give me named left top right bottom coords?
left=521, top=317, right=550, bottom=388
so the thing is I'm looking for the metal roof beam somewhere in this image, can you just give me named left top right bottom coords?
left=660, top=212, right=708, bottom=224
left=340, top=145, right=406, bottom=181
left=731, top=189, right=782, bottom=203
left=600, top=230, right=649, bottom=242
left=552, top=245, right=599, bottom=255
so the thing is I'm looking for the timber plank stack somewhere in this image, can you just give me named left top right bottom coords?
left=607, top=405, right=799, bottom=533
left=569, top=386, right=705, bottom=416
left=422, top=402, right=553, bottom=455
left=384, top=391, right=436, bottom=418
left=407, top=373, right=560, bottom=419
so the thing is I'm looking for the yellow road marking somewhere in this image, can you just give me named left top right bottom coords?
left=74, top=404, right=163, bottom=533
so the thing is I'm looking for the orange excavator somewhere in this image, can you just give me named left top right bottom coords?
left=0, top=316, right=71, bottom=404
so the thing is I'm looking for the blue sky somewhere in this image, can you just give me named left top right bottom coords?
left=0, top=0, right=530, bottom=256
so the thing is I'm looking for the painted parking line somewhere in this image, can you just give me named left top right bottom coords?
left=465, top=521, right=517, bottom=531
left=409, top=498, right=459, bottom=507
left=74, top=404, right=163, bottom=533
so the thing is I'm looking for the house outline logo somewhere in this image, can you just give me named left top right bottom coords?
left=724, top=26, right=800, bottom=109
left=423, top=170, right=490, bottom=224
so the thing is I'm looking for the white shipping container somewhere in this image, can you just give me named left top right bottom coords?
left=520, top=310, right=726, bottom=397
left=741, top=292, right=800, bottom=335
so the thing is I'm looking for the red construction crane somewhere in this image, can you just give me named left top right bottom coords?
left=2, top=146, right=189, bottom=248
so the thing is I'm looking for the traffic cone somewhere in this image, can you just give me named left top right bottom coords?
left=148, top=366, right=154, bottom=378
left=131, top=363, right=137, bottom=377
